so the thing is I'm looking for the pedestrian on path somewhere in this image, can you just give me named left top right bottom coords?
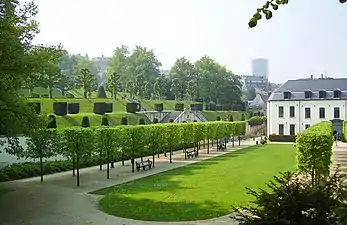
left=334, top=132, right=338, bottom=147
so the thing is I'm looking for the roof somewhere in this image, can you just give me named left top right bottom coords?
left=259, top=94, right=268, bottom=102
left=269, top=78, right=347, bottom=101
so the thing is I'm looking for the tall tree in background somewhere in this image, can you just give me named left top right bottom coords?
left=107, top=72, right=121, bottom=99
left=135, top=73, right=145, bottom=98
left=107, top=45, right=130, bottom=90
left=0, top=0, right=45, bottom=137
left=75, top=69, right=95, bottom=99
left=170, top=78, right=180, bottom=100
left=153, top=76, right=166, bottom=99
left=169, top=57, right=195, bottom=100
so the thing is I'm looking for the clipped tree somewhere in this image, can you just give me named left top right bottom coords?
left=228, top=114, right=234, bottom=122
left=101, top=116, right=109, bottom=126
left=169, top=119, right=174, bottom=123
left=47, top=114, right=57, bottom=129
left=153, top=118, right=159, bottom=123
left=216, top=116, right=221, bottom=121
left=97, top=86, right=107, bottom=98
left=121, top=116, right=128, bottom=125
left=241, top=113, right=246, bottom=121
left=139, top=118, right=145, bottom=125
left=81, top=116, right=90, bottom=127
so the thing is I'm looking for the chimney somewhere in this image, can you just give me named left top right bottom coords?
left=310, top=75, right=313, bottom=79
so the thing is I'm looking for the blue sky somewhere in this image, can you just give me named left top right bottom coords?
left=32, top=0, right=347, bottom=83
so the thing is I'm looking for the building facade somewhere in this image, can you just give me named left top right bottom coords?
left=241, top=75, right=269, bottom=90
left=267, top=77, right=347, bottom=136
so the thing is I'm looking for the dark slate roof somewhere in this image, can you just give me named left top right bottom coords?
left=269, top=78, right=347, bottom=101
left=259, top=94, right=269, bottom=103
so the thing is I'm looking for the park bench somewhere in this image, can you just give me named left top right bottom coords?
left=135, top=159, right=153, bottom=172
left=186, top=149, right=197, bottom=159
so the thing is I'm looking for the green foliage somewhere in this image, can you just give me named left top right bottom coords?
left=97, top=86, right=107, bottom=98
left=174, top=103, right=184, bottom=111
left=216, top=116, right=221, bottom=121
left=154, top=103, right=164, bottom=112
left=228, top=114, right=234, bottom=122
left=269, top=134, right=296, bottom=142
left=75, top=68, right=96, bottom=99
left=81, top=116, right=90, bottom=127
left=296, top=121, right=333, bottom=185
left=101, top=116, right=109, bottom=126
left=248, top=116, right=267, bottom=126
left=343, top=120, right=347, bottom=142
left=47, top=114, right=57, bottom=128
left=139, top=118, right=145, bottom=125
left=153, top=118, right=159, bottom=123
left=232, top=170, right=347, bottom=224
left=121, top=116, right=128, bottom=125
left=241, top=113, right=246, bottom=121
left=126, top=102, right=138, bottom=113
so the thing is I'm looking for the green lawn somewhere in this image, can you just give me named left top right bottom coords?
left=92, top=144, right=297, bottom=221
left=201, top=111, right=244, bottom=121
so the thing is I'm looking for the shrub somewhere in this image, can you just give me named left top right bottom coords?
left=232, top=170, right=347, bottom=224
left=41, top=94, right=49, bottom=98
left=101, top=116, right=109, bottom=126
left=139, top=118, right=145, bottom=125
left=126, top=102, right=138, bottom=113
left=248, top=116, right=266, bottom=126
left=174, top=103, right=184, bottom=111
left=53, top=102, right=68, bottom=116
left=228, top=114, right=234, bottom=122
left=27, top=102, right=41, bottom=114
left=97, top=86, right=107, bottom=98
left=121, top=116, right=128, bottom=125
left=191, top=104, right=203, bottom=111
left=81, top=116, right=90, bottom=127
left=65, top=93, right=75, bottom=99
left=216, top=116, right=221, bottom=121
left=93, top=102, right=106, bottom=115
left=154, top=103, right=164, bottom=112
left=67, top=103, right=79, bottom=114
left=268, top=134, right=296, bottom=142
left=296, top=121, right=333, bottom=185
left=241, top=114, right=245, bottom=121
left=105, top=103, right=113, bottom=113
left=47, top=115, right=57, bottom=129
left=30, top=92, right=40, bottom=98
left=205, top=102, right=216, bottom=111
left=153, top=118, right=159, bottom=123
left=169, top=119, right=174, bottom=122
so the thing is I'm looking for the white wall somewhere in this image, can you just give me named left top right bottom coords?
left=268, top=99, right=347, bottom=135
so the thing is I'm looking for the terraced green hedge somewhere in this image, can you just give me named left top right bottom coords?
left=296, top=121, right=333, bottom=185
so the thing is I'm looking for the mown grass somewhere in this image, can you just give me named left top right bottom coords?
left=201, top=111, right=244, bottom=121
left=93, top=144, right=297, bottom=221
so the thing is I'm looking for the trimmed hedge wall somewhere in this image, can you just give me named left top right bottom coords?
left=269, top=134, right=296, bottom=142
left=248, top=116, right=267, bottom=126
left=94, top=102, right=106, bottom=115
left=126, top=102, right=138, bottom=113
left=67, top=103, right=79, bottom=114
left=191, top=104, right=203, bottom=111
left=154, top=103, right=164, bottom=112
left=28, top=102, right=41, bottom=114
left=175, top=103, right=184, bottom=111
left=53, top=102, right=67, bottom=116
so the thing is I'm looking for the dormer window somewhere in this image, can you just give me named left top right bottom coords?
left=333, top=89, right=341, bottom=98
left=319, top=90, right=327, bottom=98
left=283, top=91, right=291, bottom=99
left=304, top=90, right=312, bottom=99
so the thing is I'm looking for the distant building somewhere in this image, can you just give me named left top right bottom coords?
left=241, top=75, right=269, bottom=91
left=252, top=58, right=269, bottom=78
left=268, top=75, right=346, bottom=137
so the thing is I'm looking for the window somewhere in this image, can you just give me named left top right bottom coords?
left=319, top=90, right=326, bottom=98
left=290, top=124, right=295, bottom=135
left=305, top=107, right=311, bottom=118
left=334, top=107, right=340, bottom=119
left=289, top=106, right=295, bottom=117
left=304, top=91, right=312, bottom=98
left=305, top=124, right=310, bottom=129
left=278, top=106, right=284, bottom=118
left=333, top=89, right=341, bottom=98
left=283, top=91, right=291, bottom=99
left=279, top=124, right=284, bottom=135
left=319, top=107, right=325, bottom=119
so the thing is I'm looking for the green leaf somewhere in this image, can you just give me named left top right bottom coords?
left=340, top=0, right=347, bottom=3
left=271, top=3, right=279, bottom=10
left=265, top=10, right=273, bottom=20
left=253, top=13, right=262, bottom=20
left=248, top=18, right=258, bottom=28
left=263, top=1, right=270, bottom=8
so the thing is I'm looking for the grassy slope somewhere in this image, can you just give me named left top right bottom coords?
left=93, top=144, right=297, bottom=221
left=201, top=111, right=244, bottom=121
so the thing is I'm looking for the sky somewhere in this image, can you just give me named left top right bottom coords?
left=32, top=0, right=347, bottom=84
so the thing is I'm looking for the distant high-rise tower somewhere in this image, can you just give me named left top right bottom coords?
left=252, top=58, right=269, bottom=78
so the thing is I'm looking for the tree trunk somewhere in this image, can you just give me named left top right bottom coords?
left=83, top=91, right=87, bottom=99
left=61, top=89, right=66, bottom=96
left=72, top=156, right=75, bottom=176
left=207, top=139, right=210, bottom=154
left=49, top=86, right=53, bottom=98
left=113, top=91, right=117, bottom=100
left=106, top=149, right=110, bottom=179
left=40, top=154, right=43, bottom=183
left=76, top=154, right=80, bottom=187
left=169, top=146, right=172, bottom=163
left=99, top=150, right=102, bottom=170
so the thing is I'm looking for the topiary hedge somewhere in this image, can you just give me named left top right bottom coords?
left=248, top=116, right=267, bottom=126
left=94, top=102, right=106, bottom=115
left=154, top=103, right=164, bottom=112
left=81, top=116, right=90, bottom=127
left=126, top=103, right=138, bottom=113
left=47, top=114, right=57, bottom=129
left=191, top=104, right=203, bottom=111
left=53, top=102, right=68, bottom=116
left=296, top=121, right=333, bottom=185
left=27, top=102, right=41, bottom=114
left=105, top=103, right=113, bottom=113
left=97, top=86, right=107, bottom=98
left=269, top=134, right=296, bottom=142
left=175, top=103, right=184, bottom=111
left=67, top=103, right=79, bottom=114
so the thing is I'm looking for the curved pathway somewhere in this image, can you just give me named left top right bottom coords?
left=0, top=140, right=262, bottom=225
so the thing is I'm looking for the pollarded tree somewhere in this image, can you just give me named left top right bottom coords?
left=75, top=68, right=95, bottom=99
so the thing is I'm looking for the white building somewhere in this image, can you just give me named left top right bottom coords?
left=267, top=76, right=346, bottom=136
left=252, top=58, right=269, bottom=79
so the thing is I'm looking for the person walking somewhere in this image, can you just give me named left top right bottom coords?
left=334, top=132, right=338, bottom=147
